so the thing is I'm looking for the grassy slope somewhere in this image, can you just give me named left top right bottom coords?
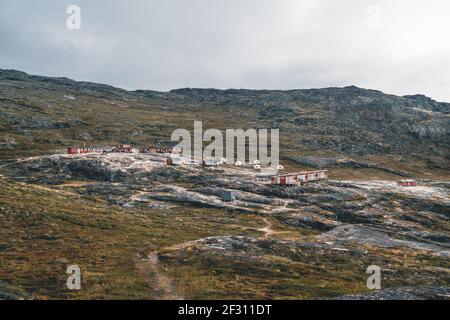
left=1, top=176, right=448, bottom=299
left=0, top=177, right=267, bottom=299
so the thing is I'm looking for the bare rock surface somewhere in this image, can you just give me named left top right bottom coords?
left=333, top=286, right=450, bottom=300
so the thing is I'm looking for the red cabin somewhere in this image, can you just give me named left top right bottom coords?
left=117, top=144, right=133, bottom=153
left=80, top=148, right=96, bottom=154
left=68, top=147, right=97, bottom=154
left=397, top=180, right=417, bottom=187
left=68, top=147, right=80, bottom=154
left=156, top=146, right=173, bottom=153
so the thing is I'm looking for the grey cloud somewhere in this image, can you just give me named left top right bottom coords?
left=0, top=0, right=449, bottom=101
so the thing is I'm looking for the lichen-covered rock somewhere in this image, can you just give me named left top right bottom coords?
left=333, top=286, right=450, bottom=300
left=0, top=281, right=33, bottom=300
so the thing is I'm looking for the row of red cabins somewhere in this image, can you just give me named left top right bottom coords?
left=67, top=147, right=97, bottom=154
left=140, top=146, right=173, bottom=154
left=270, top=170, right=328, bottom=186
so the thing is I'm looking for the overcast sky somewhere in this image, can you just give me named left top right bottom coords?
left=1, top=0, right=449, bottom=101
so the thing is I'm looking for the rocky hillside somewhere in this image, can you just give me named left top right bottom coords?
left=0, top=69, right=449, bottom=176
left=0, top=69, right=449, bottom=299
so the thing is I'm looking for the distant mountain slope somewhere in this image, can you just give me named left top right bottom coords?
left=0, top=69, right=448, bottom=174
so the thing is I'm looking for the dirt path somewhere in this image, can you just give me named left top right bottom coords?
left=135, top=216, right=288, bottom=299
left=135, top=252, right=184, bottom=300
left=257, top=218, right=275, bottom=239
left=257, top=218, right=292, bottom=239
